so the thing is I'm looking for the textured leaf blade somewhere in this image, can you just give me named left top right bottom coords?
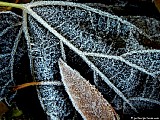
left=59, top=59, right=120, bottom=120
left=23, top=10, right=77, bottom=119
left=121, top=50, right=160, bottom=75
left=22, top=1, right=160, bottom=117
left=0, top=11, right=25, bottom=103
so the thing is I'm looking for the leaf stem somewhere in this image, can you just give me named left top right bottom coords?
left=0, top=1, right=24, bottom=10
left=12, top=81, right=63, bottom=91
left=13, top=82, right=42, bottom=91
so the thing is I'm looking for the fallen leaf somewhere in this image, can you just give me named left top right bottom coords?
left=153, top=0, right=160, bottom=13
left=0, top=101, right=9, bottom=118
left=59, top=59, right=119, bottom=120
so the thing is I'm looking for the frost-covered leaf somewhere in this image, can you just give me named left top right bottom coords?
left=1, top=1, right=160, bottom=119
left=122, top=16, right=160, bottom=37
left=21, top=1, right=160, bottom=117
left=0, top=11, right=26, bottom=103
left=59, top=59, right=119, bottom=120
left=121, top=16, right=160, bottom=49
left=23, top=4, right=77, bottom=119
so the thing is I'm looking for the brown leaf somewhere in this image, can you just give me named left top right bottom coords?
left=0, top=101, right=9, bottom=118
left=153, top=0, right=160, bottom=13
left=59, top=59, right=119, bottom=120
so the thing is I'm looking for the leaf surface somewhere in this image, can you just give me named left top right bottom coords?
left=22, top=1, right=160, bottom=116
left=59, top=59, right=119, bottom=120
left=0, top=11, right=26, bottom=103
left=0, top=1, right=160, bottom=119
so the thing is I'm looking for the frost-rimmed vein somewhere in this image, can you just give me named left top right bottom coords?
left=83, top=51, right=159, bottom=77
left=23, top=6, right=137, bottom=112
left=128, top=97, right=160, bottom=105
left=24, top=1, right=152, bottom=41
left=22, top=10, right=34, bottom=76
left=0, top=22, right=22, bottom=37
left=0, top=11, right=22, bottom=18
left=0, top=11, right=22, bottom=36
left=121, top=49, right=160, bottom=57
left=10, top=27, right=23, bottom=82
left=39, top=81, right=63, bottom=86
left=0, top=53, right=10, bottom=58
left=60, top=40, right=66, bottom=61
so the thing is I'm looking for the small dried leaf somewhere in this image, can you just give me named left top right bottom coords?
left=153, top=0, right=160, bottom=13
left=0, top=101, right=9, bottom=118
left=59, top=59, right=119, bottom=120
